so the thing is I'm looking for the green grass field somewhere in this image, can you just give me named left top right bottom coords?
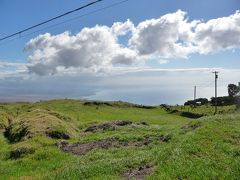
left=0, top=99, right=239, bottom=179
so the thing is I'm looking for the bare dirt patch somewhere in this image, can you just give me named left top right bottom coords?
left=58, top=137, right=152, bottom=156
left=122, top=165, right=153, bottom=180
left=58, top=134, right=171, bottom=156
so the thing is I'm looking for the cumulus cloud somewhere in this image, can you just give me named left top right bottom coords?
left=111, top=19, right=134, bottom=36
left=130, top=10, right=198, bottom=58
left=195, top=10, right=240, bottom=54
left=130, top=10, right=240, bottom=57
left=25, top=23, right=138, bottom=75
left=25, top=10, right=240, bottom=75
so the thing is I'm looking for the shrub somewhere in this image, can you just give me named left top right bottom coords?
left=184, top=98, right=209, bottom=106
left=211, top=96, right=235, bottom=106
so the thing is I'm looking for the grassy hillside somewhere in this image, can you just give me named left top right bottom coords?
left=170, top=104, right=236, bottom=116
left=0, top=99, right=239, bottom=179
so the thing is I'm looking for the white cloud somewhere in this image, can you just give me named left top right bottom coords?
left=0, top=61, right=28, bottom=79
left=130, top=10, right=197, bottom=58
left=111, top=19, right=134, bottom=36
left=195, top=10, right=240, bottom=54
left=24, top=10, right=240, bottom=75
left=25, top=24, right=138, bottom=75
left=130, top=10, right=240, bottom=58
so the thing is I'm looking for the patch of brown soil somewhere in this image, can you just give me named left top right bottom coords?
left=122, top=165, right=153, bottom=180
left=58, top=137, right=152, bottom=156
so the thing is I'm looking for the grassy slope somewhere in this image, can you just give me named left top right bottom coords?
left=172, top=104, right=236, bottom=116
left=0, top=100, right=239, bottom=179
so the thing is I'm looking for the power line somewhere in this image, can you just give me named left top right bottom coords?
left=0, top=0, right=130, bottom=46
left=0, top=0, right=103, bottom=41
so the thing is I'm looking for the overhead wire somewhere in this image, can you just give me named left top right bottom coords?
left=0, top=0, right=104, bottom=41
left=0, top=0, right=130, bottom=46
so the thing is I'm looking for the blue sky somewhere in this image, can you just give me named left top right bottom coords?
left=0, top=0, right=239, bottom=104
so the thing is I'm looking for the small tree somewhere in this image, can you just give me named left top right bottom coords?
left=228, top=84, right=240, bottom=97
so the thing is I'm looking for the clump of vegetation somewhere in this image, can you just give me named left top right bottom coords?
left=46, top=130, right=70, bottom=139
left=158, top=134, right=172, bottom=142
left=211, top=96, right=236, bottom=106
left=122, top=164, right=153, bottom=179
left=0, top=111, right=10, bottom=130
left=9, top=146, right=35, bottom=159
left=83, top=101, right=112, bottom=106
left=2, top=109, right=78, bottom=143
left=236, top=97, right=240, bottom=109
left=228, top=84, right=240, bottom=97
left=4, top=122, right=30, bottom=143
left=48, top=111, right=73, bottom=122
left=83, top=100, right=156, bottom=109
left=179, top=111, right=203, bottom=119
left=184, top=98, right=209, bottom=106
left=182, top=121, right=202, bottom=132
left=166, top=108, right=204, bottom=119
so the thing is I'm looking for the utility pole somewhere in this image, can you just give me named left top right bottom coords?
left=194, top=85, right=196, bottom=100
left=213, top=71, right=219, bottom=114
